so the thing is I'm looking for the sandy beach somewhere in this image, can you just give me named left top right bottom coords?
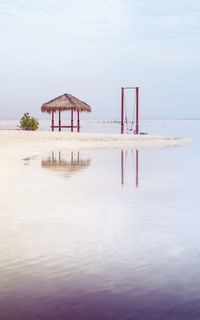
left=0, top=130, right=194, bottom=179
left=0, top=130, right=194, bottom=148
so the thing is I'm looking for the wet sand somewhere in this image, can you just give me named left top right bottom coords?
left=0, top=130, right=194, bottom=178
left=0, top=127, right=199, bottom=320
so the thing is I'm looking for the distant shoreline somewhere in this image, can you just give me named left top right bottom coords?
left=1, top=118, right=200, bottom=122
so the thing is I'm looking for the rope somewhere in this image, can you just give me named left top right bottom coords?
left=124, top=90, right=136, bottom=133
left=125, top=105, right=128, bottom=127
left=130, top=96, right=136, bottom=131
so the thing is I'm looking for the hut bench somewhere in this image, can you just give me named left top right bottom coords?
left=51, top=109, right=80, bottom=132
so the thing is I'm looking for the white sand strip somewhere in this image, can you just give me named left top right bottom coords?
left=0, top=130, right=194, bottom=147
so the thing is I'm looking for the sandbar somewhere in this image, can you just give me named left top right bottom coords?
left=0, top=130, right=194, bottom=178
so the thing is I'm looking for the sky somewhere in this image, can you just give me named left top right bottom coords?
left=0, top=0, right=200, bottom=120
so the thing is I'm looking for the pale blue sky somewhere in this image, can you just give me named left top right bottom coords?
left=0, top=0, right=200, bottom=119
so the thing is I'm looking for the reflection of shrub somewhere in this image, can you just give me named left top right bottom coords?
left=19, top=113, right=39, bottom=131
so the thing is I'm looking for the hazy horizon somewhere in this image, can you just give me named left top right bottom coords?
left=1, top=0, right=200, bottom=120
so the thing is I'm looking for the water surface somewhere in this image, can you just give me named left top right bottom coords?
left=0, top=120, right=200, bottom=319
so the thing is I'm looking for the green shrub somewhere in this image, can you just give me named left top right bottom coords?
left=19, top=113, right=39, bottom=131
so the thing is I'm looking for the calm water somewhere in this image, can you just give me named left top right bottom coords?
left=1, top=118, right=200, bottom=138
left=0, top=120, right=200, bottom=319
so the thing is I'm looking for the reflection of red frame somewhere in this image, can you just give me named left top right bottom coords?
left=121, top=87, right=139, bottom=134
left=121, top=150, right=139, bottom=187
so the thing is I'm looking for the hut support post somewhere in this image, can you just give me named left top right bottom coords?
left=77, top=111, right=80, bottom=132
left=135, top=87, right=139, bottom=134
left=59, top=110, right=61, bottom=132
left=121, top=87, right=124, bottom=134
left=71, top=110, right=73, bottom=132
left=52, top=111, right=54, bottom=131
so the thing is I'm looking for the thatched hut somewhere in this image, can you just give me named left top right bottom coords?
left=41, top=94, right=91, bottom=132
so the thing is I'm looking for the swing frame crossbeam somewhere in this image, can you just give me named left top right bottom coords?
left=121, top=87, right=139, bottom=134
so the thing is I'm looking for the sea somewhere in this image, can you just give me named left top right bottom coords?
left=0, top=119, right=200, bottom=319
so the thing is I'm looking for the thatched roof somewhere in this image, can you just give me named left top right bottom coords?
left=41, top=94, right=91, bottom=113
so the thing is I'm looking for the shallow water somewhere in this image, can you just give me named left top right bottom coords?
left=1, top=118, right=200, bottom=139
left=0, top=121, right=200, bottom=319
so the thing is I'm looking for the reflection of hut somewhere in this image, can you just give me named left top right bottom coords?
left=41, top=94, right=91, bottom=132
left=41, top=152, right=91, bottom=177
